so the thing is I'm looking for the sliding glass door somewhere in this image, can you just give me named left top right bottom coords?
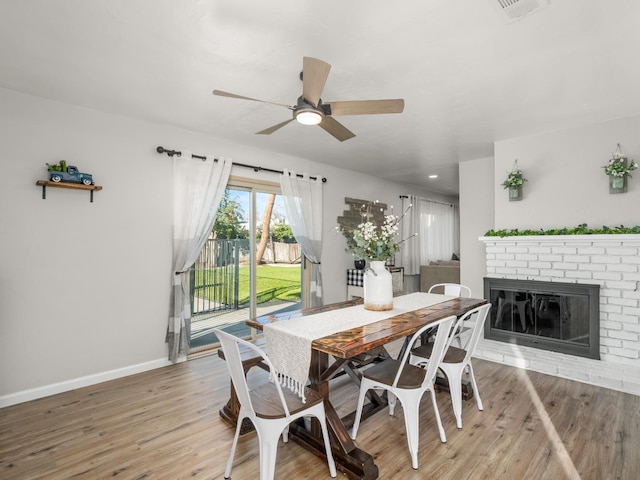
left=189, top=179, right=302, bottom=352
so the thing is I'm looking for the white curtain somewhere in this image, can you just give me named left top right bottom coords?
left=452, top=204, right=460, bottom=255
left=167, top=151, right=232, bottom=363
left=279, top=169, right=324, bottom=307
left=400, top=195, right=421, bottom=275
left=420, top=199, right=456, bottom=264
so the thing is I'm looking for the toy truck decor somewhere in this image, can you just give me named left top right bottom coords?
left=46, top=160, right=94, bottom=185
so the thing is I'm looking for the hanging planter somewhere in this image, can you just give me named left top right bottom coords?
left=508, top=185, right=523, bottom=201
left=609, top=168, right=627, bottom=194
left=502, top=160, right=527, bottom=202
left=603, top=144, right=637, bottom=195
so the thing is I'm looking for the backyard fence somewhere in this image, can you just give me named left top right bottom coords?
left=190, top=238, right=300, bottom=316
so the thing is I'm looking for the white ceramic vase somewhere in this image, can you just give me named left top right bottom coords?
left=363, top=260, right=393, bottom=311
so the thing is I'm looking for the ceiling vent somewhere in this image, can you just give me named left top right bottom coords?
left=490, top=0, right=549, bottom=23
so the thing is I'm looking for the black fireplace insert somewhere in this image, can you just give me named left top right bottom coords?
left=484, top=277, right=600, bottom=360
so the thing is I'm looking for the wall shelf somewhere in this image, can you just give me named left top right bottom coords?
left=36, top=180, right=103, bottom=202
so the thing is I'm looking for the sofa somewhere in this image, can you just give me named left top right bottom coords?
left=419, top=260, right=461, bottom=292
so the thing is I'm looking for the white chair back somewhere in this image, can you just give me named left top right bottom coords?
left=216, top=329, right=290, bottom=418
left=392, top=315, right=456, bottom=389
left=428, top=283, right=471, bottom=297
left=459, top=303, right=491, bottom=362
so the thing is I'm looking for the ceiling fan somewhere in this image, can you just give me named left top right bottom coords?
left=213, top=57, right=404, bottom=142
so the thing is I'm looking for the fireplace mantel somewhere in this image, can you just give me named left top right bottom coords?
left=478, top=234, right=640, bottom=395
left=480, top=233, right=640, bottom=244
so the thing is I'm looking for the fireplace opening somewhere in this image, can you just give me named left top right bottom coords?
left=484, top=278, right=600, bottom=360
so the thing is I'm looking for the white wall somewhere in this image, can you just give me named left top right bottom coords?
left=459, top=157, right=494, bottom=297
left=0, top=88, right=454, bottom=405
left=494, top=115, right=640, bottom=229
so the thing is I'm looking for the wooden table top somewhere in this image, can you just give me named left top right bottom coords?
left=246, top=294, right=487, bottom=359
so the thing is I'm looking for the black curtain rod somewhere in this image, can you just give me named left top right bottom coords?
left=400, top=194, right=454, bottom=207
left=156, top=146, right=327, bottom=183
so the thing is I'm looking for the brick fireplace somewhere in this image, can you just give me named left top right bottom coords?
left=477, top=234, right=640, bottom=395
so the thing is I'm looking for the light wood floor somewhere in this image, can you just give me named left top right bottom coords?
left=1, top=351, right=639, bottom=480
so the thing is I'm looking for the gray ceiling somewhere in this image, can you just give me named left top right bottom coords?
left=2, top=0, right=639, bottom=196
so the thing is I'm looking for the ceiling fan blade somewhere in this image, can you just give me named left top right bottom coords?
left=256, top=118, right=295, bottom=135
left=213, top=90, right=293, bottom=109
left=326, top=99, right=405, bottom=116
left=318, top=116, right=356, bottom=142
left=302, top=57, right=331, bottom=107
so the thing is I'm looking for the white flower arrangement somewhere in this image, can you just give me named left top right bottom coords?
left=349, top=213, right=400, bottom=261
left=338, top=201, right=415, bottom=262
left=502, top=160, right=527, bottom=188
left=603, top=156, right=638, bottom=178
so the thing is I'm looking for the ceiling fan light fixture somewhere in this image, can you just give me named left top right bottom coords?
left=295, top=108, right=324, bottom=125
left=213, top=58, right=404, bottom=140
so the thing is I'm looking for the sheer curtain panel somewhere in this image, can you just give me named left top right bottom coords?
left=167, top=151, right=232, bottom=362
left=400, top=195, right=421, bottom=275
left=420, top=199, right=456, bottom=263
left=280, top=169, right=324, bottom=307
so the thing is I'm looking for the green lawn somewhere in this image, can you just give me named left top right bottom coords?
left=194, top=264, right=301, bottom=306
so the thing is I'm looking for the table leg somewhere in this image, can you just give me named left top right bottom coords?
left=338, top=359, right=388, bottom=430
left=218, top=380, right=255, bottom=435
left=288, top=350, right=379, bottom=480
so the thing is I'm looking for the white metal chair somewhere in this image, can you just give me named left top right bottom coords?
left=428, top=283, right=472, bottom=347
left=350, top=315, right=456, bottom=470
left=427, top=283, right=472, bottom=297
left=214, top=328, right=337, bottom=480
left=409, top=304, right=491, bottom=430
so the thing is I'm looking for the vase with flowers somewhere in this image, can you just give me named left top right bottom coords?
left=340, top=201, right=412, bottom=311
left=604, top=144, right=637, bottom=194
left=502, top=160, right=527, bottom=201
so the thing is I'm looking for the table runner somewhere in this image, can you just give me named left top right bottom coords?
left=263, top=292, right=454, bottom=401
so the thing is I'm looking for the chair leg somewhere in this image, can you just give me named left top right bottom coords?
left=400, top=394, right=421, bottom=470
left=224, top=414, right=244, bottom=479
left=351, top=381, right=369, bottom=439
left=467, top=363, right=483, bottom=411
left=445, top=368, right=464, bottom=429
left=388, top=391, right=397, bottom=416
left=427, top=387, right=447, bottom=442
left=256, top=422, right=281, bottom=480
left=315, top=411, right=337, bottom=478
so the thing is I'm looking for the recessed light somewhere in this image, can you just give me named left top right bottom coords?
left=428, top=174, right=438, bottom=179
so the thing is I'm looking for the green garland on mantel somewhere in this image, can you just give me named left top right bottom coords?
left=485, top=223, right=640, bottom=237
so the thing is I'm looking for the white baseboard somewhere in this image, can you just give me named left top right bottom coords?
left=0, top=358, right=173, bottom=408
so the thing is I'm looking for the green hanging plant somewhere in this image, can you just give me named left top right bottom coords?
left=603, top=144, right=638, bottom=178
left=502, top=160, right=527, bottom=188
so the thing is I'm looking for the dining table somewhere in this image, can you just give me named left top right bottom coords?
left=224, top=292, right=487, bottom=480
